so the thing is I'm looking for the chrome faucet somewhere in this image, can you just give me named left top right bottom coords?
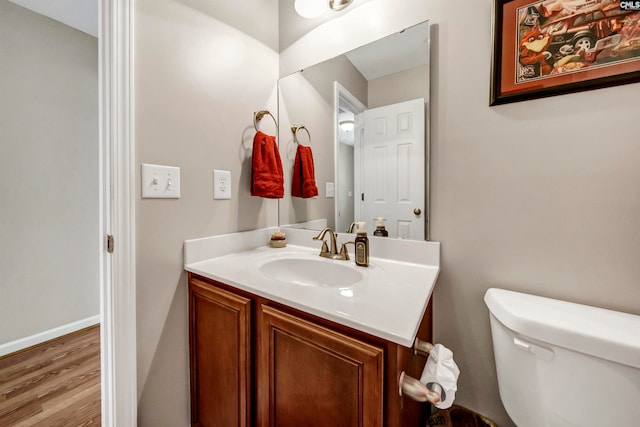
left=313, top=228, right=351, bottom=260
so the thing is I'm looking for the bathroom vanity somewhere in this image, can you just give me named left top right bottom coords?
left=184, top=227, right=440, bottom=426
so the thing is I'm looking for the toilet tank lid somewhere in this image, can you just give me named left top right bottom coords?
left=484, top=288, right=640, bottom=369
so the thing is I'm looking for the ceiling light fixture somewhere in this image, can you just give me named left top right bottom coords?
left=329, top=0, right=353, bottom=12
left=339, top=120, right=355, bottom=132
left=294, top=0, right=327, bottom=19
left=294, top=0, right=354, bottom=19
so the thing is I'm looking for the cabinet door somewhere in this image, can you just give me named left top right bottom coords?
left=258, top=305, right=384, bottom=427
left=189, top=278, right=251, bottom=427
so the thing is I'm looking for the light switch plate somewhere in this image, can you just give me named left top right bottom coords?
left=141, top=164, right=180, bottom=198
left=213, top=170, right=231, bottom=200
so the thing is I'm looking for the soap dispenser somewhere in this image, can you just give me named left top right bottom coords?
left=373, top=217, right=388, bottom=237
left=354, top=221, right=369, bottom=267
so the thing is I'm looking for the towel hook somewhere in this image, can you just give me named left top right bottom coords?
left=254, top=110, right=278, bottom=132
left=291, top=125, right=311, bottom=146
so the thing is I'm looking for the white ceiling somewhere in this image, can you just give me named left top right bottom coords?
left=345, top=20, right=430, bottom=81
left=9, top=0, right=98, bottom=38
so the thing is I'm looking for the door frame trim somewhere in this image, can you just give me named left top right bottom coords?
left=334, top=82, right=366, bottom=232
left=100, top=0, right=137, bottom=425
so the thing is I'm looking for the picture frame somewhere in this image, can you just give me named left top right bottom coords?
left=490, top=0, right=640, bottom=105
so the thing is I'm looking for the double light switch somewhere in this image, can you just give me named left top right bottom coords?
left=141, top=164, right=181, bottom=198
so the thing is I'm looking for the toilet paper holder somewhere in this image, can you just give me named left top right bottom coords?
left=413, top=337, right=434, bottom=357
left=399, top=372, right=442, bottom=404
left=398, top=338, right=442, bottom=404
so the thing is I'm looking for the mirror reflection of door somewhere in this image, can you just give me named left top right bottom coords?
left=359, top=98, right=425, bottom=240
left=338, top=88, right=425, bottom=240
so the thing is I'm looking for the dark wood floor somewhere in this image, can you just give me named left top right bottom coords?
left=0, top=325, right=101, bottom=426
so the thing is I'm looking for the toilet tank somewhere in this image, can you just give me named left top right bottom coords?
left=484, top=288, right=640, bottom=427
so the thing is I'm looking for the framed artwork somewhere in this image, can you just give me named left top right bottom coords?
left=490, top=0, right=640, bottom=105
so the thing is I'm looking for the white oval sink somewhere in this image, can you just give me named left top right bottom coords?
left=259, top=257, right=363, bottom=288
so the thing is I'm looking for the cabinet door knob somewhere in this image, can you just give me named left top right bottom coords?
left=413, top=208, right=422, bottom=216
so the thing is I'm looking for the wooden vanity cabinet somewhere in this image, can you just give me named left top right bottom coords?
left=189, top=276, right=252, bottom=427
left=189, top=273, right=433, bottom=427
left=257, top=305, right=384, bottom=427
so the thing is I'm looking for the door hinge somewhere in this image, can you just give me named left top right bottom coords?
left=107, top=234, right=114, bottom=253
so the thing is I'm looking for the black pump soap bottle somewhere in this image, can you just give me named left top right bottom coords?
left=373, top=217, right=388, bottom=237
left=354, top=221, right=369, bottom=267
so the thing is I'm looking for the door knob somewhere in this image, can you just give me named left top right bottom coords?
left=414, top=208, right=422, bottom=216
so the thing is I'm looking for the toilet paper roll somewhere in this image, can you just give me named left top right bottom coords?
left=420, top=343, right=460, bottom=409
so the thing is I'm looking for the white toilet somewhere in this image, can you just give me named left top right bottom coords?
left=484, top=288, right=640, bottom=427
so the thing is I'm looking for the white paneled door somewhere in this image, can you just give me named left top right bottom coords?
left=360, top=98, right=425, bottom=240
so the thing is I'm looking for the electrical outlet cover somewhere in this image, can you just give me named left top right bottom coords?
left=213, top=170, right=231, bottom=199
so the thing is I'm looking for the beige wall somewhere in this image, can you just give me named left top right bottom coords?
left=429, top=2, right=638, bottom=425
left=281, top=0, right=640, bottom=425
left=135, top=0, right=640, bottom=425
left=134, top=0, right=278, bottom=425
left=368, top=64, right=429, bottom=109
left=0, top=0, right=99, bottom=344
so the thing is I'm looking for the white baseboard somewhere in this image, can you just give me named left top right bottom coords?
left=0, top=314, right=100, bottom=357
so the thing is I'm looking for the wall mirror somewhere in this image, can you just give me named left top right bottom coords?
left=278, top=20, right=430, bottom=240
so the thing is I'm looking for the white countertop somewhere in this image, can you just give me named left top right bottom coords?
left=184, top=227, right=440, bottom=347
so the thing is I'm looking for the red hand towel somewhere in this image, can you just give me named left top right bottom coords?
left=251, top=131, right=284, bottom=198
left=291, top=145, right=318, bottom=199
